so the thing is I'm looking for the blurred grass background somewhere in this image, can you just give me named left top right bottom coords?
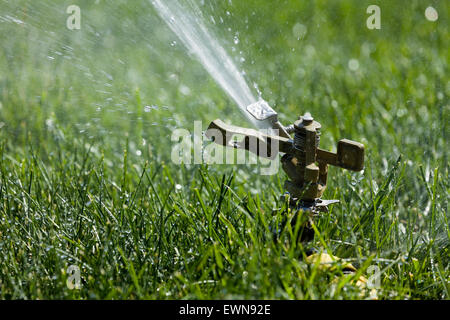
left=0, top=0, right=448, bottom=299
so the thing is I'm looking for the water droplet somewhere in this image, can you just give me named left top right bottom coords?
left=425, top=6, right=438, bottom=22
left=7, top=16, right=24, bottom=25
left=348, top=59, right=359, bottom=71
left=292, top=23, right=307, bottom=40
left=331, top=100, right=338, bottom=109
left=144, top=105, right=158, bottom=112
left=179, top=85, right=191, bottom=96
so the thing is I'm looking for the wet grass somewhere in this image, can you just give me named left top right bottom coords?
left=0, top=0, right=448, bottom=299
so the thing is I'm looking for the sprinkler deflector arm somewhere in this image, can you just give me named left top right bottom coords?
left=206, top=119, right=293, bottom=159
left=207, top=119, right=364, bottom=171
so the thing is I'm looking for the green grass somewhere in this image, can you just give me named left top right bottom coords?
left=0, top=0, right=448, bottom=299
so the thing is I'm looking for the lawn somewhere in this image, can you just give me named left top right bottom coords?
left=0, top=0, right=448, bottom=299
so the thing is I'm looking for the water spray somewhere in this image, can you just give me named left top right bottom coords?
left=206, top=100, right=364, bottom=243
left=152, top=0, right=365, bottom=244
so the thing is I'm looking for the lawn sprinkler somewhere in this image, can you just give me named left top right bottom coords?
left=206, top=100, right=364, bottom=243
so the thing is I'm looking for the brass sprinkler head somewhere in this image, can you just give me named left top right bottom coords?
left=206, top=100, right=364, bottom=212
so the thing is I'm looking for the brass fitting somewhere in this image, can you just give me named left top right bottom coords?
left=206, top=108, right=364, bottom=209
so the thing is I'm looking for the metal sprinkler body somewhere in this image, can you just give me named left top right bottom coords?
left=206, top=100, right=364, bottom=242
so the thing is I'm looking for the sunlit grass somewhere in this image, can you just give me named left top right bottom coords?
left=0, top=0, right=448, bottom=299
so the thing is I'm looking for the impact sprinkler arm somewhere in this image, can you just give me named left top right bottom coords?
left=206, top=101, right=365, bottom=211
left=206, top=119, right=294, bottom=160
